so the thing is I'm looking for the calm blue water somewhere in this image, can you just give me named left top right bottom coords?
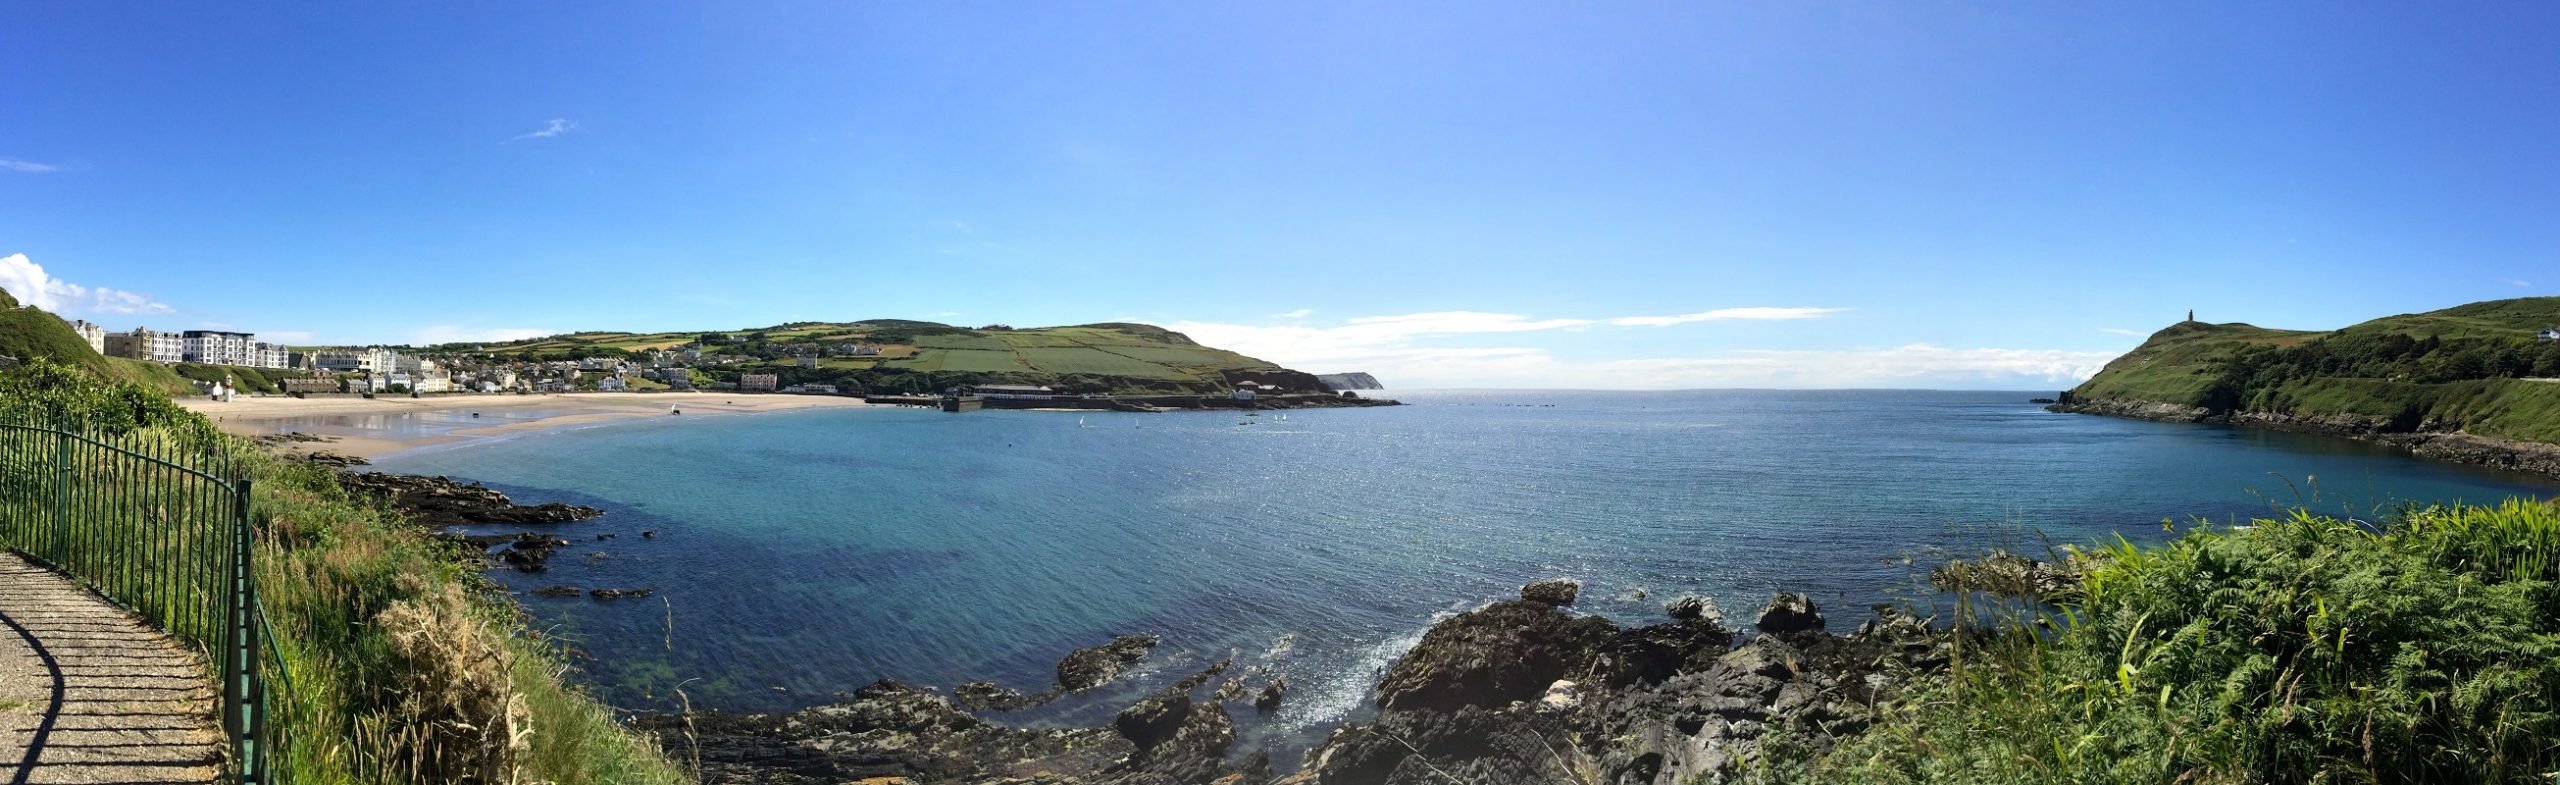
left=372, top=389, right=2557, bottom=754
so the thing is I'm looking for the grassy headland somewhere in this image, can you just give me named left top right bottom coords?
left=464, top=320, right=1326, bottom=396
left=2060, top=297, right=2560, bottom=457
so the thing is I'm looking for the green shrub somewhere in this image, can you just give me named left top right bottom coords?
left=1792, top=501, right=2560, bottom=784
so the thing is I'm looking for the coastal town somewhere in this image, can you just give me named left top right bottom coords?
left=69, top=320, right=767, bottom=396
left=56, top=316, right=1388, bottom=411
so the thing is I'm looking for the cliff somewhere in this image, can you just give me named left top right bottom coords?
left=1315, top=372, right=1383, bottom=391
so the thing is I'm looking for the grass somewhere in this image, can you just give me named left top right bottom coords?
left=1769, top=500, right=2560, bottom=785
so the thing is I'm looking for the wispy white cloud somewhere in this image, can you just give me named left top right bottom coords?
left=1156, top=308, right=2099, bottom=389
left=509, top=118, right=578, bottom=142
left=1270, top=309, right=1314, bottom=319
left=408, top=325, right=556, bottom=345
left=2098, top=327, right=2149, bottom=337
left=2510, top=279, right=2533, bottom=288
left=0, top=158, right=64, bottom=174
left=0, top=253, right=174, bottom=316
left=1605, top=307, right=1848, bottom=326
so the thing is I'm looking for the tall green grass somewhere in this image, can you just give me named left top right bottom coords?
left=1776, top=501, right=2560, bottom=784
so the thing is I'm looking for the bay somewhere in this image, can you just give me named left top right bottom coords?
left=371, top=389, right=2559, bottom=756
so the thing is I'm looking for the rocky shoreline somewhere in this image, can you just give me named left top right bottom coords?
left=634, top=580, right=1952, bottom=785
left=2049, top=398, right=2560, bottom=479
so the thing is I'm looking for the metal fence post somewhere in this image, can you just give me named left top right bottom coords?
left=50, top=415, right=70, bottom=565
left=234, top=478, right=268, bottom=785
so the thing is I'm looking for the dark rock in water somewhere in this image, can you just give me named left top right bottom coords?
left=955, top=635, right=1176, bottom=713
left=1375, top=599, right=1615, bottom=713
left=337, top=472, right=602, bottom=528
left=642, top=529, right=657, bottom=538
left=1520, top=579, right=1581, bottom=606
left=2028, top=397, right=2058, bottom=404
left=497, top=535, right=570, bottom=572
left=1665, top=595, right=1721, bottom=624
left=953, top=680, right=1043, bottom=712
left=1755, top=592, right=1824, bottom=634
left=637, top=679, right=1132, bottom=785
left=590, top=587, right=654, bottom=600
left=595, top=533, right=616, bottom=541
left=530, top=585, right=580, bottom=598
left=1115, top=687, right=1192, bottom=750
left=1056, top=634, right=1159, bottom=692
left=1255, top=677, right=1288, bottom=713
left=298, top=451, right=369, bottom=467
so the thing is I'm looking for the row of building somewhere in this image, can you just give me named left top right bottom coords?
left=77, top=323, right=298, bottom=369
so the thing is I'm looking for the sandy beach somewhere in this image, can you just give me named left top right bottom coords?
left=184, top=392, right=888, bottom=458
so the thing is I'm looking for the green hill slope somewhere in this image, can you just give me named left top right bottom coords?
left=471, top=320, right=1317, bottom=395
left=0, top=299, right=197, bottom=396
left=2063, top=297, right=2560, bottom=443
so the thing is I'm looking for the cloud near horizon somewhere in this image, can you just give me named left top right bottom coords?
left=1159, top=308, right=2111, bottom=389
left=0, top=253, right=175, bottom=316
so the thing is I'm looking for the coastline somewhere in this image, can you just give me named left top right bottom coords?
left=2050, top=398, right=2560, bottom=479
left=183, top=392, right=885, bottom=459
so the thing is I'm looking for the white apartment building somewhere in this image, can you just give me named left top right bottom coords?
left=313, top=348, right=402, bottom=374
left=67, top=319, right=107, bottom=353
left=105, top=328, right=185, bottom=364
left=252, top=342, right=290, bottom=369
left=182, top=330, right=257, bottom=366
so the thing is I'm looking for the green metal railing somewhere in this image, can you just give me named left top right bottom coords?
left=0, top=415, right=277, bottom=784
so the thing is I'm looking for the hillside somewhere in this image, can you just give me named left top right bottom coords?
left=2059, top=296, right=2560, bottom=453
left=0, top=303, right=197, bottom=395
left=465, top=320, right=1325, bottom=396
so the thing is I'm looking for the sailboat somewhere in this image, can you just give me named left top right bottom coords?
left=1077, top=416, right=1090, bottom=428
left=1277, top=413, right=1288, bottom=422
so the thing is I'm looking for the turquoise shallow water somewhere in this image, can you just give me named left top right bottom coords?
left=372, top=389, right=2559, bottom=755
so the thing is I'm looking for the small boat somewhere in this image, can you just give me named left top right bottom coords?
left=1077, top=416, right=1090, bottom=428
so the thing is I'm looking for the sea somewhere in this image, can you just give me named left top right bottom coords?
left=365, top=389, right=2559, bottom=758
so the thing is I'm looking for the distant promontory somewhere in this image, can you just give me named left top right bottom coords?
left=2052, top=297, right=2560, bottom=476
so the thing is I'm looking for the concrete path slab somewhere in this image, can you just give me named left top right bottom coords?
left=0, top=552, right=220, bottom=785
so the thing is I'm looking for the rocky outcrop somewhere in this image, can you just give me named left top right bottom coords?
left=2044, top=398, right=2211, bottom=422
left=1373, top=598, right=1617, bottom=713
left=644, top=583, right=1952, bottom=785
left=1520, top=579, right=1580, bottom=606
left=1754, top=592, right=1823, bottom=634
left=338, top=472, right=603, bottom=528
left=1058, top=634, right=1161, bottom=692
left=1291, top=585, right=1948, bottom=785
left=638, top=679, right=1134, bottom=785
left=956, top=634, right=1166, bottom=713
left=2054, top=397, right=2560, bottom=480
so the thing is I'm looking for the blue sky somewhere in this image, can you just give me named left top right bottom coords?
left=3, top=2, right=2555, bottom=388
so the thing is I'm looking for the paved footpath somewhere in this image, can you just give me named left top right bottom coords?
left=0, top=552, right=220, bottom=785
